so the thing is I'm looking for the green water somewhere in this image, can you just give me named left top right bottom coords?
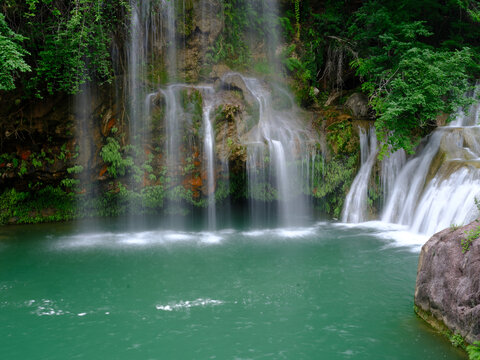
left=0, top=220, right=466, bottom=359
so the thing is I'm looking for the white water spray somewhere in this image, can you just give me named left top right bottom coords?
left=342, top=127, right=378, bottom=223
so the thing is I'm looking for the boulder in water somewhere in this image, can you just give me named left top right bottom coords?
left=414, top=220, right=480, bottom=344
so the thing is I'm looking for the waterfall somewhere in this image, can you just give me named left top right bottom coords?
left=270, top=139, right=289, bottom=222
left=75, top=82, right=93, bottom=212
left=220, top=74, right=317, bottom=226
left=381, top=132, right=442, bottom=226
left=162, top=0, right=177, bottom=80
left=380, top=148, right=406, bottom=206
left=381, top=91, right=480, bottom=235
left=128, top=0, right=151, bottom=142
left=341, top=127, right=378, bottom=223
left=448, top=86, right=480, bottom=127
left=121, top=0, right=317, bottom=227
left=154, top=84, right=218, bottom=222
left=202, top=95, right=216, bottom=230
left=159, top=85, right=182, bottom=173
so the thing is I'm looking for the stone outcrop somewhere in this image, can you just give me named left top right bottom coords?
left=345, top=92, right=369, bottom=118
left=414, top=220, right=480, bottom=344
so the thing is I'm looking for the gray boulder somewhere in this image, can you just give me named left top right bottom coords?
left=414, top=220, right=480, bottom=344
left=345, top=93, right=369, bottom=118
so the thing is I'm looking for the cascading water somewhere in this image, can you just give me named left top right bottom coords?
left=152, top=83, right=218, bottom=222
left=75, top=82, right=94, bottom=209
left=380, top=148, right=406, bottom=206
left=222, top=74, right=318, bottom=226
left=124, top=0, right=319, bottom=227
left=381, top=90, right=480, bottom=235
left=159, top=85, right=182, bottom=174
left=128, top=0, right=152, bottom=143
left=381, top=132, right=443, bottom=227
left=162, top=0, right=177, bottom=80
left=341, top=127, right=378, bottom=223
left=201, top=93, right=216, bottom=230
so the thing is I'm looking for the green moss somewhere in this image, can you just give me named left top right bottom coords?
left=414, top=304, right=471, bottom=355
left=326, top=118, right=357, bottom=154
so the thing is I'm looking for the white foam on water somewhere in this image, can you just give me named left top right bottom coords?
left=163, top=232, right=196, bottom=241
left=242, top=230, right=266, bottom=237
left=276, top=228, right=316, bottom=238
left=219, top=228, right=236, bottom=235
left=199, top=232, right=223, bottom=244
left=241, top=226, right=316, bottom=239
left=155, top=298, right=224, bottom=311
left=26, top=299, right=70, bottom=317
left=334, top=221, right=429, bottom=252
left=53, top=230, right=225, bottom=250
left=120, top=232, right=151, bottom=245
left=54, top=232, right=119, bottom=249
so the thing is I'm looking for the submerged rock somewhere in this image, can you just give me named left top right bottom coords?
left=414, top=220, right=480, bottom=344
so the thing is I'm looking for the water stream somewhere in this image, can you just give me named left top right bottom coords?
left=342, top=89, right=480, bottom=236
left=381, top=94, right=480, bottom=234
left=341, top=127, right=377, bottom=223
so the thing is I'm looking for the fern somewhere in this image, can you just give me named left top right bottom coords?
left=467, top=342, right=480, bottom=360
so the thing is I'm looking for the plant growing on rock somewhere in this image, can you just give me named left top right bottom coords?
left=467, top=341, right=480, bottom=360
left=100, top=137, right=133, bottom=178
left=449, top=333, right=465, bottom=349
left=462, top=226, right=480, bottom=253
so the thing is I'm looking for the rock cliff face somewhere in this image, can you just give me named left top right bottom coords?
left=0, top=0, right=371, bottom=224
left=414, top=220, right=480, bottom=344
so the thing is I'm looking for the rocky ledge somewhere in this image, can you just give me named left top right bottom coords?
left=414, top=220, right=480, bottom=344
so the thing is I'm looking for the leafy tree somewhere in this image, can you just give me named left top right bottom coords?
left=0, top=13, right=30, bottom=91
left=2, top=0, right=128, bottom=97
left=349, top=0, right=479, bottom=154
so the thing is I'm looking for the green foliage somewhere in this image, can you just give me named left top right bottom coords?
left=0, top=186, right=75, bottom=225
left=100, top=137, right=133, bottom=178
left=475, top=196, right=480, bottom=213
left=280, top=1, right=354, bottom=105
left=467, top=341, right=480, bottom=360
left=0, top=13, right=31, bottom=91
left=462, top=226, right=480, bottom=253
left=355, top=45, right=475, bottom=154
left=449, top=333, right=465, bottom=348
left=205, top=0, right=278, bottom=68
left=141, top=185, right=165, bottom=210
left=2, top=0, right=128, bottom=96
left=310, top=153, right=359, bottom=218
left=60, top=178, right=79, bottom=188
left=349, top=0, right=479, bottom=154
left=0, top=188, right=28, bottom=224
left=32, top=0, right=128, bottom=96
left=180, top=88, right=203, bottom=135
left=18, top=160, right=28, bottom=176
left=249, top=182, right=278, bottom=202
left=326, top=119, right=356, bottom=154
left=67, top=165, right=84, bottom=174
left=450, top=223, right=461, bottom=231
left=294, top=0, right=300, bottom=39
